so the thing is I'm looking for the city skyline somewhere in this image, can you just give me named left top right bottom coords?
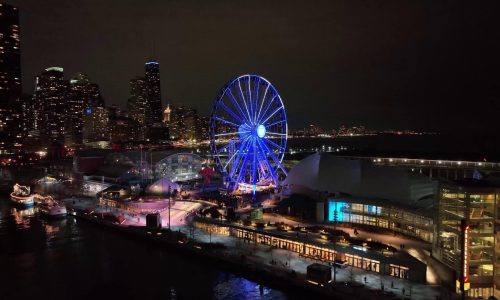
left=7, top=0, right=500, bottom=132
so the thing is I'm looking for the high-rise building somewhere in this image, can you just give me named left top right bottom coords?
left=163, top=104, right=171, bottom=125
left=21, top=93, right=34, bottom=136
left=32, top=67, right=67, bottom=143
left=65, top=73, right=103, bottom=146
left=0, top=3, right=22, bottom=151
left=108, top=114, right=141, bottom=143
left=169, top=105, right=199, bottom=141
left=144, top=60, right=162, bottom=127
left=198, top=116, right=210, bottom=141
left=127, top=76, right=146, bottom=127
left=82, top=106, right=108, bottom=143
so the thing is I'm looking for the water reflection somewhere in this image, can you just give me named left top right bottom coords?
left=10, top=206, right=35, bottom=229
left=213, top=274, right=281, bottom=299
left=0, top=197, right=289, bottom=300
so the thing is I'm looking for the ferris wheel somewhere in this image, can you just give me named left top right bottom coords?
left=209, top=74, right=288, bottom=193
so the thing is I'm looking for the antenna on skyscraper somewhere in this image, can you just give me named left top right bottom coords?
left=151, top=40, right=156, bottom=61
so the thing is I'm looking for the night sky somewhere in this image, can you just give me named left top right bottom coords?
left=7, top=0, right=500, bottom=131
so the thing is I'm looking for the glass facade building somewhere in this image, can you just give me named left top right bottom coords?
left=105, top=151, right=203, bottom=183
left=433, top=181, right=499, bottom=299
left=328, top=198, right=434, bottom=243
left=155, top=153, right=202, bottom=182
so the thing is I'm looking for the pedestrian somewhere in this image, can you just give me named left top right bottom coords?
left=391, top=281, right=394, bottom=288
left=364, top=276, right=367, bottom=283
left=402, top=288, right=405, bottom=295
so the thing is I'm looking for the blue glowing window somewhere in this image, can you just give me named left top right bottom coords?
left=328, top=200, right=347, bottom=222
left=366, top=205, right=381, bottom=215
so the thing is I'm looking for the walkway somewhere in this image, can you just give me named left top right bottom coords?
left=180, top=223, right=444, bottom=300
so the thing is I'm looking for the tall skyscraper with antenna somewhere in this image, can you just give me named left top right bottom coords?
left=144, top=60, right=162, bottom=127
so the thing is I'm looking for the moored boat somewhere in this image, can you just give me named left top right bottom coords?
left=10, top=184, right=34, bottom=207
left=38, top=202, right=67, bottom=218
left=35, top=194, right=67, bottom=218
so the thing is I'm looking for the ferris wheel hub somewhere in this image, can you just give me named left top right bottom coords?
left=256, top=124, right=266, bottom=138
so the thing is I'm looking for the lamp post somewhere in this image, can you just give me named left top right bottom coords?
left=167, top=186, right=171, bottom=230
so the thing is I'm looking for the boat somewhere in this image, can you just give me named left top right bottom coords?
left=10, top=184, right=34, bottom=207
left=35, top=194, right=67, bottom=218
left=34, top=193, right=55, bottom=205
left=38, top=202, right=67, bottom=218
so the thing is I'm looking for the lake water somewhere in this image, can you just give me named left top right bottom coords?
left=0, top=197, right=289, bottom=300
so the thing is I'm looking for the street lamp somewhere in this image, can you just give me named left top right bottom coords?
left=167, top=186, right=171, bottom=230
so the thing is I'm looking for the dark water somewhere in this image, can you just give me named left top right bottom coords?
left=0, top=198, right=288, bottom=300
left=287, top=133, right=500, bottom=160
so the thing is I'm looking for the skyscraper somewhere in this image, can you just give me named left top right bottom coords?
left=127, top=76, right=147, bottom=126
left=144, top=60, right=162, bottom=127
left=65, top=73, right=103, bottom=146
left=82, top=106, right=108, bottom=144
left=0, top=3, right=22, bottom=150
left=169, top=105, right=199, bottom=141
left=32, top=67, right=67, bottom=143
left=163, top=104, right=171, bottom=125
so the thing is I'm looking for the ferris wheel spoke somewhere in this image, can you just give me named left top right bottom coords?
left=255, top=138, right=278, bottom=184
left=258, top=138, right=288, bottom=176
left=247, top=76, right=254, bottom=123
left=230, top=137, right=250, bottom=182
left=229, top=135, right=251, bottom=179
left=223, top=147, right=239, bottom=170
left=256, top=84, right=270, bottom=124
left=216, top=138, right=238, bottom=154
left=213, top=116, right=240, bottom=129
left=257, top=94, right=278, bottom=124
left=265, top=119, right=286, bottom=128
left=237, top=79, right=252, bottom=123
left=234, top=145, right=252, bottom=187
left=219, top=101, right=245, bottom=125
left=214, top=131, right=241, bottom=137
left=265, top=131, right=287, bottom=137
left=251, top=139, right=257, bottom=187
left=226, top=89, right=249, bottom=123
left=257, top=154, right=267, bottom=178
left=256, top=144, right=271, bottom=180
left=263, top=137, right=286, bottom=152
left=251, top=78, right=261, bottom=123
left=261, top=106, right=283, bottom=125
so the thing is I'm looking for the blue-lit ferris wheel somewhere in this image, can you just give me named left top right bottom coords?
left=209, top=75, right=288, bottom=193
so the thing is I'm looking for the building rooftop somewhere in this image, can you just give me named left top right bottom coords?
left=283, top=152, right=437, bottom=205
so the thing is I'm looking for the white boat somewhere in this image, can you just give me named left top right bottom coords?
left=35, top=195, right=67, bottom=218
left=38, top=202, right=67, bottom=218
left=10, top=184, right=34, bottom=207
